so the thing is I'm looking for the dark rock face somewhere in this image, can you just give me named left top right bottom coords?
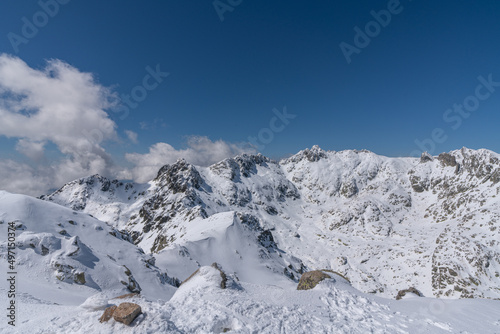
left=409, top=175, right=428, bottom=193
left=211, top=262, right=228, bottom=289
left=420, top=152, right=434, bottom=163
left=121, top=265, right=142, bottom=293
left=438, top=153, right=457, bottom=167
left=132, top=160, right=209, bottom=249
left=155, top=159, right=203, bottom=193
left=209, top=154, right=270, bottom=181
left=234, top=154, right=270, bottom=177
left=236, top=213, right=278, bottom=252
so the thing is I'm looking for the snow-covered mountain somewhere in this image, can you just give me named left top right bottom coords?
left=2, top=146, right=500, bottom=333
left=0, top=191, right=178, bottom=303
left=40, top=146, right=500, bottom=300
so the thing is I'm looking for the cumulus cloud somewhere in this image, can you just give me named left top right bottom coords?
left=0, top=55, right=257, bottom=195
left=125, top=130, right=138, bottom=144
left=0, top=54, right=119, bottom=195
left=124, top=136, right=256, bottom=183
left=15, top=139, right=46, bottom=161
left=0, top=160, right=53, bottom=196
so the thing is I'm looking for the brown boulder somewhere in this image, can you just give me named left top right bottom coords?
left=113, top=302, right=142, bottom=325
left=297, top=270, right=331, bottom=290
left=99, top=305, right=117, bottom=323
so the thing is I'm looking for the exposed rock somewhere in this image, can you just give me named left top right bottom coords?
left=41, top=244, right=49, bottom=256
left=297, top=270, right=332, bottom=290
left=121, top=265, right=141, bottom=293
left=395, top=287, right=423, bottom=300
left=234, top=154, right=270, bottom=177
left=396, top=287, right=424, bottom=300
left=113, top=302, right=142, bottom=325
left=113, top=293, right=140, bottom=300
left=154, top=159, right=203, bottom=193
left=151, top=235, right=169, bottom=253
left=257, top=230, right=277, bottom=250
left=341, top=179, right=358, bottom=198
left=52, top=261, right=86, bottom=285
left=420, top=152, right=434, bottom=163
left=283, top=145, right=327, bottom=164
left=181, top=263, right=228, bottom=289
left=438, top=153, right=458, bottom=167
left=181, top=268, right=200, bottom=286
left=99, top=305, right=117, bottom=323
left=41, top=147, right=500, bottom=300
left=211, top=262, right=228, bottom=289
left=409, top=175, right=428, bottom=193
left=74, top=272, right=86, bottom=285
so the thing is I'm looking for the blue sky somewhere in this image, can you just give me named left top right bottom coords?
left=1, top=0, right=500, bottom=194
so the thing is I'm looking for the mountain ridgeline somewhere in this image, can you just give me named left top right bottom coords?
left=41, top=146, right=500, bottom=299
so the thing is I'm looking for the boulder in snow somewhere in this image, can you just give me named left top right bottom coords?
left=297, top=270, right=332, bottom=290
left=395, top=287, right=423, bottom=300
left=113, top=302, right=142, bottom=325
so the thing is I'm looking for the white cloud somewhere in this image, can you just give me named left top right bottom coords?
left=125, top=130, right=138, bottom=144
left=124, top=136, right=256, bottom=183
left=0, top=54, right=120, bottom=195
left=0, top=160, right=53, bottom=196
left=15, top=139, right=46, bottom=161
left=0, top=55, right=257, bottom=195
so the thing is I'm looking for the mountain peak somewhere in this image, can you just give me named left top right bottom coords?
left=282, top=145, right=328, bottom=164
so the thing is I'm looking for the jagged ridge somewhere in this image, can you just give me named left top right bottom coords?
left=42, top=146, right=500, bottom=299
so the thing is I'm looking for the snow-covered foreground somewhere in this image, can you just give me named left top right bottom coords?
left=1, top=194, right=499, bottom=334
left=1, top=269, right=500, bottom=333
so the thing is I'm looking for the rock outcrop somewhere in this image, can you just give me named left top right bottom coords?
left=297, top=270, right=332, bottom=290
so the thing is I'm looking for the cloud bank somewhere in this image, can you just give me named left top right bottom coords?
left=123, top=136, right=256, bottom=183
left=0, top=54, right=118, bottom=195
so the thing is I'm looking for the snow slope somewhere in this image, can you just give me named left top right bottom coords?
left=1, top=182, right=500, bottom=333
left=2, top=263, right=500, bottom=333
left=0, top=191, right=177, bottom=305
